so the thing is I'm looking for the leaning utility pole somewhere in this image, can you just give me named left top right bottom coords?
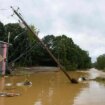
left=11, top=6, right=78, bottom=83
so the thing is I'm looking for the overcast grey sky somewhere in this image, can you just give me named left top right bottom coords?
left=0, top=0, right=105, bottom=62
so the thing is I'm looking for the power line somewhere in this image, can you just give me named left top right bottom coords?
left=14, top=30, right=26, bottom=40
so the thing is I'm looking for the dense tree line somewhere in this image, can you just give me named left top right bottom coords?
left=94, top=54, right=105, bottom=70
left=0, top=22, right=91, bottom=70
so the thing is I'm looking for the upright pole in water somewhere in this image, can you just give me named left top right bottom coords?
left=11, top=6, right=78, bottom=83
left=6, top=32, right=10, bottom=70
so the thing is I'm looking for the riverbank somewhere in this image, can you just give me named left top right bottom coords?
left=10, top=66, right=60, bottom=76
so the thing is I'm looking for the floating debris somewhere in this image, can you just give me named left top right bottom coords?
left=78, top=77, right=87, bottom=82
left=23, top=81, right=32, bottom=86
left=16, top=82, right=24, bottom=86
left=0, top=92, right=20, bottom=97
left=16, top=81, right=32, bottom=87
left=5, top=83, right=13, bottom=86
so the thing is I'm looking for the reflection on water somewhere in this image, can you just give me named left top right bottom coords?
left=73, top=81, right=105, bottom=105
left=88, top=68, right=102, bottom=79
left=0, top=68, right=105, bottom=105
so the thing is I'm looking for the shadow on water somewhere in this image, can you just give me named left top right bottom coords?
left=0, top=68, right=105, bottom=105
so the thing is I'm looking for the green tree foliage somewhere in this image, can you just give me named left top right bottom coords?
left=95, top=54, right=105, bottom=70
left=0, top=21, right=5, bottom=41
left=27, top=25, right=37, bottom=44
left=4, top=23, right=28, bottom=63
left=0, top=22, right=91, bottom=70
left=3, top=23, right=39, bottom=66
left=42, top=35, right=91, bottom=70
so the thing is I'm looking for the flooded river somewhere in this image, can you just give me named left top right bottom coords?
left=0, top=68, right=105, bottom=105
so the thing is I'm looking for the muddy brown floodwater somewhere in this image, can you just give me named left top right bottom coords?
left=0, top=68, right=105, bottom=105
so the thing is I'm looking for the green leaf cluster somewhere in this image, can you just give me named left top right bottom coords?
left=0, top=22, right=91, bottom=70
left=42, top=35, right=91, bottom=70
left=94, top=54, right=105, bottom=70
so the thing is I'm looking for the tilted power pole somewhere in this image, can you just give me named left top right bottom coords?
left=11, top=6, right=78, bottom=83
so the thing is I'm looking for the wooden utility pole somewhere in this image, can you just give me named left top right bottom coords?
left=11, top=6, right=78, bottom=83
